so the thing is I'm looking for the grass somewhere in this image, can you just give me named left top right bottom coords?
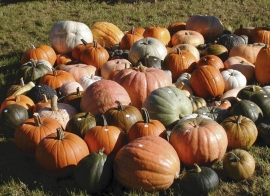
left=1, top=0, right=270, bottom=195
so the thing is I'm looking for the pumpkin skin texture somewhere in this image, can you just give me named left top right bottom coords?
left=251, top=27, right=270, bottom=45
left=113, top=64, right=172, bottom=109
left=194, top=105, right=229, bottom=123
left=223, top=149, right=255, bottom=181
left=255, top=45, right=270, bottom=85
left=80, top=79, right=131, bottom=116
left=0, top=104, right=29, bottom=137
left=190, top=65, right=225, bottom=100
left=113, top=135, right=180, bottom=191
left=26, top=84, right=57, bottom=104
left=49, top=20, right=93, bottom=54
left=119, top=27, right=144, bottom=50
left=250, top=92, right=270, bottom=119
left=197, top=54, right=225, bottom=71
left=142, top=86, right=193, bottom=128
left=236, top=85, right=264, bottom=100
left=257, top=118, right=270, bottom=145
left=221, top=115, right=258, bottom=149
left=169, top=116, right=228, bottom=167
left=143, top=25, right=171, bottom=46
left=74, top=148, right=113, bottom=193
left=14, top=113, right=62, bottom=156
left=35, top=128, right=89, bottom=178
left=181, top=164, right=219, bottom=196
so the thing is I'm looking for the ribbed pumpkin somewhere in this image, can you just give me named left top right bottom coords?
left=170, top=43, right=200, bottom=61
left=84, top=115, right=127, bottom=156
left=190, top=65, right=225, bottom=100
left=194, top=105, right=229, bottom=123
left=189, top=95, right=207, bottom=112
left=14, top=113, right=62, bottom=156
left=163, top=48, right=197, bottom=82
left=128, top=108, right=167, bottom=142
left=251, top=27, right=270, bottom=45
left=90, top=22, right=124, bottom=49
left=236, top=85, right=264, bottom=100
left=143, top=25, right=171, bottom=46
left=171, top=30, right=204, bottom=47
left=80, top=79, right=131, bottom=116
left=203, top=44, right=229, bottom=62
left=250, top=92, right=270, bottom=119
left=221, top=69, right=247, bottom=92
left=196, top=54, right=225, bottom=71
left=114, top=135, right=180, bottom=191
left=142, top=86, right=193, bottom=128
left=119, top=27, right=144, bottom=50
left=32, top=94, right=51, bottom=113
left=113, top=63, right=172, bottom=109
left=63, top=87, right=84, bottom=111
left=21, top=44, right=56, bottom=66
left=104, top=100, right=143, bottom=134
left=255, top=45, right=270, bottom=84
left=257, top=118, right=270, bottom=145
left=35, top=127, right=89, bottom=178
left=169, top=116, right=228, bottom=167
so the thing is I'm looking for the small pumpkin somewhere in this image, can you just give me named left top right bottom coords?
left=119, top=26, right=144, bottom=50
left=194, top=105, right=229, bottom=123
left=221, top=69, right=247, bottom=92
left=79, top=75, right=103, bottom=90
left=62, top=87, right=84, bottom=111
left=217, top=34, right=248, bottom=51
left=196, top=54, right=225, bottom=71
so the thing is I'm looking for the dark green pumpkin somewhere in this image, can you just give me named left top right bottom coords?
left=217, top=34, right=247, bottom=51
left=229, top=99, right=263, bottom=124
left=137, top=53, right=162, bottom=69
left=195, top=105, right=229, bottom=123
left=65, top=112, right=96, bottom=138
left=16, top=59, right=52, bottom=83
left=26, top=84, right=57, bottom=103
left=104, top=101, right=143, bottom=134
left=237, top=85, right=264, bottom=100
left=250, top=92, right=270, bottom=119
left=181, top=164, right=219, bottom=196
left=257, top=118, right=270, bottom=145
left=142, top=86, right=193, bottom=128
left=0, top=104, right=29, bottom=137
left=74, top=147, right=113, bottom=193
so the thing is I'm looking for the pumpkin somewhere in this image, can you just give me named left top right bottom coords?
left=55, top=54, right=73, bottom=65
left=221, top=69, right=247, bottom=92
left=79, top=75, right=103, bottom=90
left=119, top=26, right=144, bottom=50
left=142, top=86, right=193, bottom=128
left=113, top=135, right=180, bottom=191
left=49, top=20, right=93, bottom=54
left=255, top=45, right=270, bottom=85
left=143, top=25, right=171, bottom=46
left=221, top=115, right=258, bottom=149
left=203, top=44, right=229, bottom=62
left=217, top=34, right=248, bottom=51
left=74, top=147, right=113, bottom=193
left=170, top=43, right=200, bottom=61
left=79, top=40, right=110, bottom=71
left=224, top=56, right=255, bottom=82
left=234, top=25, right=254, bottom=43
left=100, top=58, right=132, bottom=80
left=136, top=53, right=162, bottom=69
left=90, top=21, right=124, bottom=49
left=190, top=65, right=225, bottom=100
left=26, top=84, right=57, bottom=104
left=71, top=39, right=95, bottom=61
left=104, top=100, right=143, bottom=134
left=237, top=85, right=264, bottom=100
left=63, top=87, right=84, bottom=111
left=167, top=21, right=186, bottom=36
left=113, top=63, right=172, bottom=109
left=181, top=164, right=219, bottom=196
left=14, top=113, right=62, bottom=156
left=223, top=149, right=255, bottom=181
left=251, top=27, right=270, bottom=45
left=80, top=79, right=131, bottom=116
left=16, top=59, right=53, bottom=84
left=0, top=104, right=29, bottom=137
left=171, top=30, right=204, bottom=47
left=35, top=127, right=89, bottom=178
left=84, top=115, right=127, bottom=156
left=194, top=105, right=229, bottom=123
left=250, top=92, right=270, bottom=119
left=32, top=94, right=51, bottom=113
left=169, top=116, right=228, bottom=167
left=39, top=70, right=76, bottom=92
left=9, top=79, right=35, bottom=97
left=175, top=81, right=193, bottom=97
left=257, top=118, right=270, bottom=145
left=186, top=14, right=223, bottom=43
left=38, top=95, right=77, bottom=129
left=128, top=37, right=167, bottom=66
left=21, top=44, right=57, bottom=66
left=196, top=54, right=225, bottom=71
left=189, top=95, right=207, bottom=112
left=163, top=48, right=197, bottom=82
left=128, top=108, right=167, bottom=142
left=59, top=81, right=83, bottom=97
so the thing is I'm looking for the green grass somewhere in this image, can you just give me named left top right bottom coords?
left=1, top=0, right=270, bottom=195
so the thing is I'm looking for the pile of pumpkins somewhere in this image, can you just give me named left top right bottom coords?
left=1, top=14, right=270, bottom=195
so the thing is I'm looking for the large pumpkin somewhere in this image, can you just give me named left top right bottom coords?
left=113, top=63, right=172, bottom=109
left=254, top=45, right=270, bottom=85
left=169, top=116, right=228, bottom=167
left=114, top=135, right=180, bottom=191
left=49, top=20, right=93, bottom=54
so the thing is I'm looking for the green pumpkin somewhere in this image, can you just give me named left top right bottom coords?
left=0, top=104, right=29, bottom=137
left=195, top=105, right=229, bottom=123
left=65, top=112, right=96, bottom=138
left=237, top=85, right=264, bottom=100
left=74, top=148, right=113, bottom=193
left=137, top=53, right=162, bottom=69
left=217, top=34, right=247, bottom=51
left=229, top=99, right=263, bottom=124
left=257, top=118, right=270, bottom=145
left=181, top=164, right=219, bottom=196
left=16, top=59, right=52, bottom=83
left=250, top=92, right=270, bottom=119
left=142, top=86, right=193, bottom=128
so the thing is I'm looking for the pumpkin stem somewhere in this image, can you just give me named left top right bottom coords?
left=20, top=78, right=25, bottom=86
left=76, top=87, right=81, bottom=96
left=81, top=39, right=88, bottom=46
left=93, top=40, right=98, bottom=48
left=90, top=74, right=94, bottom=79
left=193, top=163, right=202, bottom=173
left=30, top=43, right=36, bottom=49
left=101, top=115, right=109, bottom=130
left=176, top=48, right=182, bottom=55
left=85, top=112, right=92, bottom=118
left=98, top=147, right=105, bottom=155
left=29, top=59, right=36, bottom=67
left=15, top=95, right=20, bottom=102
left=236, top=115, right=243, bottom=124
left=115, top=100, right=125, bottom=111
left=141, top=108, right=151, bottom=124
left=51, top=95, right=58, bottom=111
left=137, top=62, right=147, bottom=72
left=56, top=127, right=64, bottom=140
left=33, top=113, right=43, bottom=126
left=131, top=26, right=135, bottom=34
left=229, top=151, right=241, bottom=162
left=53, top=69, right=58, bottom=76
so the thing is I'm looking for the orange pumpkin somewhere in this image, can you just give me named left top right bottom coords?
left=101, top=59, right=132, bottom=80
left=196, top=54, right=225, bottom=71
left=143, top=25, right=171, bottom=46
left=71, top=39, right=96, bottom=61
left=251, top=27, right=270, bottom=45
left=56, top=54, right=73, bottom=65
left=119, top=27, right=144, bottom=50
left=167, top=21, right=186, bottom=36
left=254, top=45, right=270, bottom=84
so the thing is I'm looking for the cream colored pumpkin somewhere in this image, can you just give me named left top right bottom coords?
left=79, top=75, right=103, bottom=90
left=171, top=30, right=204, bottom=47
left=221, top=69, right=247, bottom=92
left=49, top=21, right=93, bottom=54
left=59, top=81, right=84, bottom=97
left=101, top=59, right=132, bottom=79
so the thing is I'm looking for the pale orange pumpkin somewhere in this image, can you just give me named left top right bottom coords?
left=171, top=30, right=204, bottom=47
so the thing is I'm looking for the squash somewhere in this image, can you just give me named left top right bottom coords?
left=203, top=44, right=229, bottom=62
left=136, top=53, right=162, bottom=69
left=217, top=34, right=248, bottom=51
left=237, top=85, right=264, bottom=100
left=32, top=94, right=51, bottom=113
left=223, top=149, right=255, bottom=181
left=221, top=69, right=247, bottom=92
left=196, top=54, right=225, bottom=71
left=62, top=87, right=84, bottom=111
left=11, top=79, right=35, bottom=96
left=114, top=135, right=180, bottom=191
left=251, top=27, right=270, bottom=45
left=171, top=43, right=200, bottom=61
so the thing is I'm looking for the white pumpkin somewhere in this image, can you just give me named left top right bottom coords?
left=59, top=81, right=84, bottom=97
left=49, top=21, right=93, bottom=54
left=221, top=69, right=247, bottom=92
left=80, top=75, right=103, bottom=90
left=128, top=37, right=167, bottom=66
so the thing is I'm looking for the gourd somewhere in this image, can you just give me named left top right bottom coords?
left=12, top=79, right=35, bottom=96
